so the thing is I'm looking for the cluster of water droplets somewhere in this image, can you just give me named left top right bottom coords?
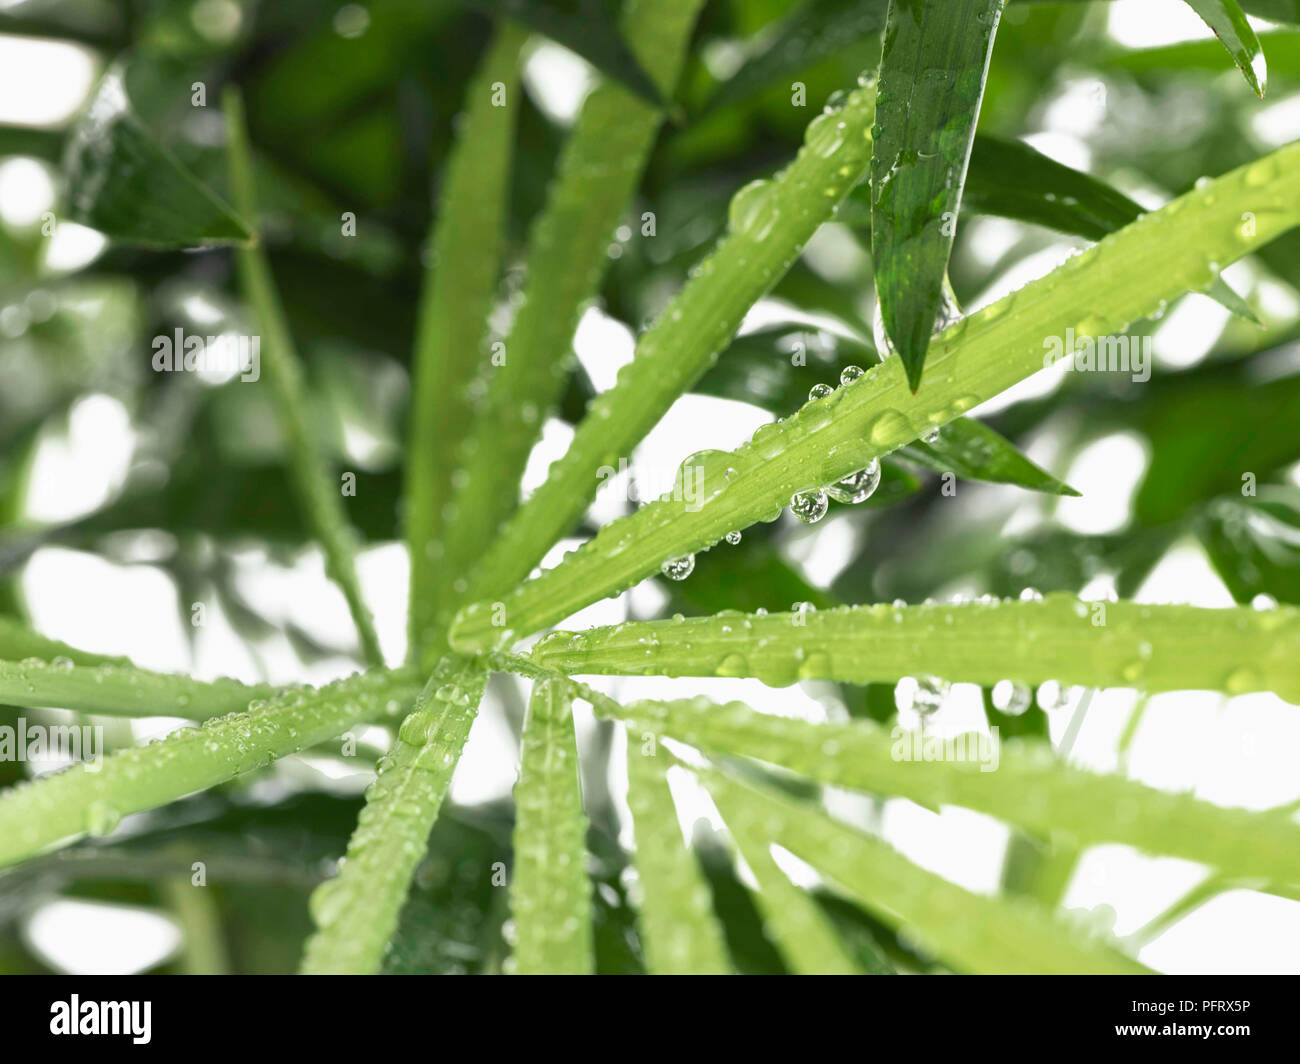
left=788, top=364, right=884, bottom=524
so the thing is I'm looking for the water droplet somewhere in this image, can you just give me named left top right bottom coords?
left=661, top=554, right=695, bottom=581
left=921, top=427, right=940, bottom=444
left=899, top=675, right=948, bottom=717
left=725, top=530, right=742, bottom=546
left=789, top=489, right=828, bottom=524
left=827, top=457, right=881, bottom=504
left=86, top=800, right=121, bottom=837
left=728, top=179, right=780, bottom=241
left=992, top=680, right=1032, bottom=716
left=808, top=382, right=833, bottom=401
left=805, top=112, right=847, bottom=157
left=1019, top=587, right=1043, bottom=602
left=839, top=364, right=864, bottom=386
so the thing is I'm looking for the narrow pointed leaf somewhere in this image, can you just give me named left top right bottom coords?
left=871, top=0, right=1007, bottom=390
left=0, top=658, right=278, bottom=721
left=850, top=133, right=1261, bottom=322
left=0, top=616, right=130, bottom=667
left=0, top=668, right=420, bottom=869
left=532, top=596, right=1300, bottom=700
left=508, top=678, right=594, bottom=974
left=624, top=729, right=731, bottom=974
left=64, top=66, right=252, bottom=247
left=598, top=695, right=1300, bottom=886
left=300, top=657, right=486, bottom=974
left=899, top=418, right=1078, bottom=495
left=406, top=25, right=528, bottom=663
left=693, top=769, right=1147, bottom=974
left=225, top=89, right=383, bottom=666
left=455, top=83, right=881, bottom=619
left=463, top=0, right=665, bottom=107
left=1184, top=0, right=1268, bottom=96
left=450, top=142, right=1300, bottom=650
left=703, top=0, right=889, bottom=112
left=425, top=0, right=707, bottom=667
left=705, top=770, right=860, bottom=974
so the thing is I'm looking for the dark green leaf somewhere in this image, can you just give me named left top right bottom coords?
left=1184, top=0, right=1268, bottom=96
left=898, top=418, right=1079, bottom=496
left=463, top=0, right=666, bottom=107
left=63, top=66, right=252, bottom=248
left=1198, top=487, right=1300, bottom=605
left=870, top=0, right=1006, bottom=390
left=703, top=0, right=889, bottom=112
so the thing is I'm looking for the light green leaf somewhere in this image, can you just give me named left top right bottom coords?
left=0, top=657, right=277, bottom=721
left=508, top=678, right=594, bottom=975
left=694, top=768, right=1148, bottom=974
left=300, top=657, right=486, bottom=974
left=624, top=729, right=731, bottom=974
left=449, top=141, right=1300, bottom=651
left=704, top=769, right=860, bottom=975
left=451, top=82, right=880, bottom=626
left=406, top=24, right=528, bottom=665
left=0, top=668, right=420, bottom=869
left=531, top=596, right=1300, bottom=700
left=423, top=0, right=708, bottom=668
left=600, top=695, right=1300, bottom=887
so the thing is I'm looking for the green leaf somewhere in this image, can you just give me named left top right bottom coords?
left=1183, top=1, right=1268, bottom=95
left=449, top=141, right=1300, bottom=651
left=0, top=616, right=128, bottom=667
left=624, top=729, right=731, bottom=973
left=870, top=0, right=1007, bottom=390
left=463, top=0, right=666, bottom=107
left=0, top=658, right=278, bottom=721
left=695, top=767, right=1146, bottom=974
left=1198, top=486, right=1300, bottom=605
left=704, top=770, right=860, bottom=974
left=531, top=595, right=1300, bottom=700
left=699, top=323, right=1070, bottom=496
left=63, top=65, right=252, bottom=248
left=0, top=668, right=420, bottom=869
left=224, top=88, right=383, bottom=666
left=508, top=678, right=594, bottom=974
left=850, top=133, right=1261, bottom=322
left=597, top=695, right=1300, bottom=887
left=898, top=417, right=1078, bottom=495
left=300, top=657, right=486, bottom=974
left=454, top=82, right=881, bottom=616
left=703, top=0, right=889, bottom=112
left=424, top=0, right=708, bottom=667
left=406, top=24, right=528, bottom=664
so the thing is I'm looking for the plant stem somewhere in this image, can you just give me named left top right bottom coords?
left=224, top=88, right=383, bottom=666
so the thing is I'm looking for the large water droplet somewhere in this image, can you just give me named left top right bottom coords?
left=827, top=457, right=881, bottom=504
left=808, top=382, right=833, bottom=401
left=839, top=364, right=864, bottom=386
left=728, top=179, right=780, bottom=241
left=661, top=555, right=695, bottom=581
left=789, top=489, right=828, bottom=524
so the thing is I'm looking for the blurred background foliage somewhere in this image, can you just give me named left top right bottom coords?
left=0, top=0, right=1298, bottom=972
